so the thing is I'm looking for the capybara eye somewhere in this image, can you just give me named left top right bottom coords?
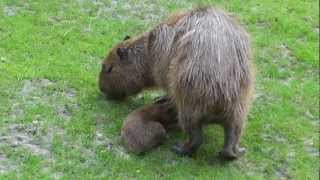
left=107, top=66, right=113, bottom=73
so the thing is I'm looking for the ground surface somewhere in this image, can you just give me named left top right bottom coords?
left=0, top=0, right=319, bottom=179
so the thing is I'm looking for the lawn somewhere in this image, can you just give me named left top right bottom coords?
left=0, top=0, right=319, bottom=179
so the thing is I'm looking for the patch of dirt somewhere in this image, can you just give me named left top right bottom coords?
left=0, top=122, right=66, bottom=160
left=263, top=39, right=318, bottom=89
left=304, top=111, right=319, bottom=127
left=272, top=43, right=308, bottom=86
left=274, top=164, right=291, bottom=180
left=3, top=6, right=16, bottom=16
left=270, top=151, right=293, bottom=180
left=253, top=85, right=267, bottom=100
left=94, top=114, right=130, bottom=159
left=304, top=110, right=317, bottom=121
left=234, top=157, right=264, bottom=177
left=94, top=115, right=113, bottom=146
left=48, top=16, right=64, bottom=24
left=9, top=103, right=24, bottom=119
left=3, top=2, right=34, bottom=16
left=261, top=133, right=287, bottom=144
left=10, top=78, right=79, bottom=120
left=272, top=148, right=296, bottom=180
left=77, top=0, right=192, bottom=24
left=62, top=82, right=78, bottom=95
left=20, top=78, right=54, bottom=97
left=235, top=150, right=292, bottom=179
left=252, top=84, right=278, bottom=109
left=279, top=44, right=294, bottom=60
left=257, top=131, right=294, bottom=179
left=95, top=131, right=113, bottom=148
left=0, top=153, right=16, bottom=174
left=304, top=138, right=318, bottom=157
left=55, top=104, right=78, bottom=120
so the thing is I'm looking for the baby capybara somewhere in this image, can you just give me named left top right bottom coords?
left=100, top=7, right=254, bottom=159
left=121, top=97, right=176, bottom=154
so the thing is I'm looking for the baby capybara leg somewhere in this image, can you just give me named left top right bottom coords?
left=220, top=109, right=246, bottom=159
left=171, top=111, right=203, bottom=157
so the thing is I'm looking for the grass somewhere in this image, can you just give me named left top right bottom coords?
left=0, top=0, right=319, bottom=179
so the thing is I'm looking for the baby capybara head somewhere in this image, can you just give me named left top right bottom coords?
left=99, top=35, right=151, bottom=100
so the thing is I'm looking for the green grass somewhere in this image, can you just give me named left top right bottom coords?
left=0, top=0, right=319, bottom=179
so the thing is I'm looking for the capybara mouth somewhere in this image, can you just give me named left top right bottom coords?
left=99, top=81, right=127, bottom=101
left=103, top=91, right=127, bottom=101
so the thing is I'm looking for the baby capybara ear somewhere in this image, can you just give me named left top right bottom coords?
left=123, top=35, right=131, bottom=40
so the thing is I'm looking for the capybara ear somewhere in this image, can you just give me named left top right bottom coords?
left=123, top=35, right=131, bottom=40
left=117, top=47, right=128, bottom=60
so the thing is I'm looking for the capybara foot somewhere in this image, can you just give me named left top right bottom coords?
left=171, top=142, right=193, bottom=157
left=219, top=147, right=246, bottom=160
left=219, top=149, right=237, bottom=159
left=234, top=146, right=246, bottom=157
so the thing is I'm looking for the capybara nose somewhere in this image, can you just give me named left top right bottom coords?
left=99, top=86, right=126, bottom=101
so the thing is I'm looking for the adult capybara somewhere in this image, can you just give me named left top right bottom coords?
left=99, top=7, right=254, bottom=159
left=121, top=97, right=177, bottom=154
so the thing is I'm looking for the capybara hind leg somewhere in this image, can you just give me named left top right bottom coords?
left=171, top=111, right=203, bottom=156
left=220, top=117, right=246, bottom=159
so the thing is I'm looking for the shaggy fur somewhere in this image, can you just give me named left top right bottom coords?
left=100, top=7, right=254, bottom=159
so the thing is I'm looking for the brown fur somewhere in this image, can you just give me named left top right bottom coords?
left=100, top=7, right=254, bottom=159
left=121, top=98, right=177, bottom=154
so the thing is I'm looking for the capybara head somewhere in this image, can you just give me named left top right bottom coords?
left=99, top=35, right=151, bottom=100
